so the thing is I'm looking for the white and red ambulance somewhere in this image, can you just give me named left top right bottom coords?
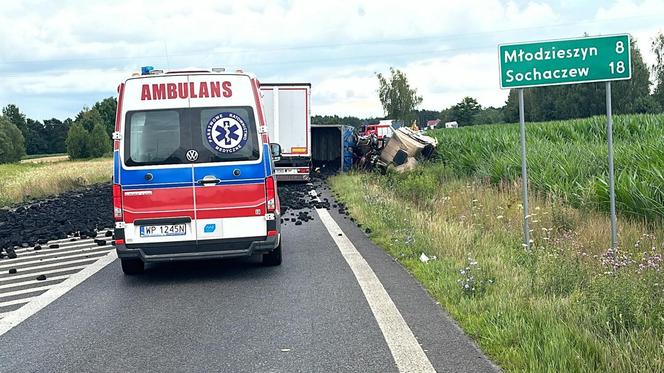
left=112, top=67, right=282, bottom=274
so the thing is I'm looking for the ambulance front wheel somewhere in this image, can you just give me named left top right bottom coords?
left=262, top=244, right=282, bottom=266
left=121, top=258, right=145, bottom=275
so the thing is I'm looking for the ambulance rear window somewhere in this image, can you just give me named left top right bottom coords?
left=126, top=111, right=181, bottom=165
left=124, top=106, right=260, bottom=167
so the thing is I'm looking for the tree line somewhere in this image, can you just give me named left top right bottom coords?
left=0, top=97, right=116, bottom=163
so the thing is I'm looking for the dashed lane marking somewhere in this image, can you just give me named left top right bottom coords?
left=310, top=189, right=436, bottom=373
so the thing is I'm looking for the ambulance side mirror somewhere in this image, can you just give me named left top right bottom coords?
left=270, top=143, right=282, bottom=161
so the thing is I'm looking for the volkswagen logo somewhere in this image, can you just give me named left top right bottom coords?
left=186, top=150, right=199, bottom=162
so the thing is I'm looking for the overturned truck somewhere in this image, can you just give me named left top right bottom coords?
left=311, top=124, right=355, bottom=175
left=355, top=127, right=438, bottom=173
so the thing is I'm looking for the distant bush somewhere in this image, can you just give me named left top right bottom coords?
left=0, top=116, right=26, bottom=163
left=66, top=109, right=111, bottom=159
left=66, top=121, right=90, bottom=159
left=88, top=122, right=111, bottom=158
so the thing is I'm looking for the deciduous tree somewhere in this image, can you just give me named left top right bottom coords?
left=376, top=68, right=423, bottom=123
left=0, top=115, right=26, bottom=163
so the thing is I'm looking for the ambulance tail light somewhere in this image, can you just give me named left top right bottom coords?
left=113, top=184, right=123, bottom=221
left=265, top=176, right=276, bottom=213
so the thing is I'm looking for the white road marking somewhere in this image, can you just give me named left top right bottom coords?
left=311, top=190, right=436, bottom=373
left=12, top=238, right=110, bottom=255
left=0, top=297, right=32, bottom=308
left=2, top=245, right=107, bottom=264
left=38, top=230, right=112, bottom=245
left=0, top=274, right=70, bottom=291
left=0, top=251, right=117, bottom=337
left=0, top=265, right=89, bottom=284
left=11, top=231, right=111, bottom=253
left=0, top=284, right=53, bottom=299
left=0, top=246, right=110, bottom=269
left=0, top=257, right=100, bottom=276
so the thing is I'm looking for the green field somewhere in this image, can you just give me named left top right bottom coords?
left=430, top=113, right=664, bottom=221
left=330, top=113, right=664, bottom=372
left=0, top=158, right=112, bottom=207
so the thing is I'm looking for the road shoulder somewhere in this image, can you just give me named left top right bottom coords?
left=316, top=183, right=499, bottom=372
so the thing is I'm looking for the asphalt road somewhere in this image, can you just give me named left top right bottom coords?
left=0, top=184, right=498, bottom=373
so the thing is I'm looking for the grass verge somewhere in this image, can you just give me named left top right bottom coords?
left=330, top=167, right=663, bottom=372
left=0, top=157, right=112, bottom=207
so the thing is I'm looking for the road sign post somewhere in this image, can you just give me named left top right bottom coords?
left=518, top=89, right=530, bottom=250
left=606, top=82, right=617, bottom=248
left=499, top=34, right=631, bottom=250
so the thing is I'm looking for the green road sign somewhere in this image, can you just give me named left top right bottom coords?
left=499, top=34, right=631, bottom=89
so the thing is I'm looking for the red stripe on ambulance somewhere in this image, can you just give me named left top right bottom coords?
left=195, top=183, right=266, bottom=219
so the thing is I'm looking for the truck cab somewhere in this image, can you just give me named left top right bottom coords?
left=112, top=68, right=282, bottom=274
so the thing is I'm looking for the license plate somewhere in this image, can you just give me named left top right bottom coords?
left=276, top=169, right=296, bottom=174
left=139, top=224, right=186, bottom=237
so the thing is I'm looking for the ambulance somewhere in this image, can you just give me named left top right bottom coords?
left=112, top=67, right=282, bottom=274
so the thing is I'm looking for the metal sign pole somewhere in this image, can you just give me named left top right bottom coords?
left=606, top=82, right=618, bottom=248
left=518, top=89, right=530, bottom=250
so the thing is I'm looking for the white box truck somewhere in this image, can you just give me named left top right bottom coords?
left=260, top=83, right=311, bottom=181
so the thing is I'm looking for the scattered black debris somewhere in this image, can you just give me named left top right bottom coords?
left=8, top=268, right=17, bottom=274
left=277, top=182, right=329, bottom=227
left=0, top=184, right=112, bottom=260
left=49, top=244, right=60, bottom=249
left=338, top=233, right=343, bottom=236
left=365, top=228, right=372, bottom=234
left=6, top=248, right=17, bottom=259
left=69, top=238, right=77, bottom=242
left=36, top=274, right=47, bottom=281
left=94, top=239, right=106, bottom=246
left=105, top=231, right=113, bottom=237
left=33, top=245, right=42, bottom=251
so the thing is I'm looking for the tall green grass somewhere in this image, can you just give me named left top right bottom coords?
left=430, top=114, right=664, bottom=221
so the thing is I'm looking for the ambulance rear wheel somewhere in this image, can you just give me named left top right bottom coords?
left=262, top=244, right=282, bottom=266
left=121, top=258, right=144, bottom=275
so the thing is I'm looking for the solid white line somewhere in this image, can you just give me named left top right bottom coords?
left=0, top=246, right=111, bottom=270
left=312, top=191, right=436, bottom=373
left=0, top=251, right=117, bottom=337
left=0, top=265, right=88, bottom=284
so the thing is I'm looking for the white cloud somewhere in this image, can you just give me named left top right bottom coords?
left=0, top=0, right=662, bottom=119
left=1, top=69, right=126, bottom=95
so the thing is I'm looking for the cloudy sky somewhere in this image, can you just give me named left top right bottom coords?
left=0, top=0, right=662, bottom=121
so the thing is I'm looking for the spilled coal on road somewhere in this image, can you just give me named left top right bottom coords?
left=0, top=184, right=113, bottom=259
left=0, top=178, right=345, bottom=260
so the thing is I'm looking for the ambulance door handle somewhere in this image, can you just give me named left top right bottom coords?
left=197, top=176, right=221, bottom=185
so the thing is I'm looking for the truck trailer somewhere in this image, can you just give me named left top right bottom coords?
left=260, top=83, right=311, bottom=181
